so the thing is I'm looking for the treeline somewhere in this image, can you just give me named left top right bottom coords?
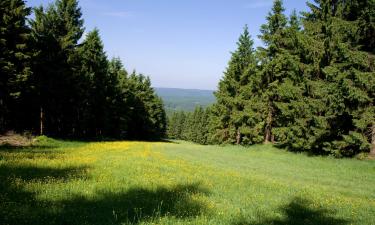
left=0, top=0, right=166, bottom=139
left=167, top=106, right=210, bottom=144
left=168, top=0, right=375, bottom=157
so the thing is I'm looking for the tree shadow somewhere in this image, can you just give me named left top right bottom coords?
left=233, top=197, right=350, bottom=225
left=0, top=147, right=210, bottom=225
left=0, top=163, right=91, bottom=225
left=0, top=148, right=65, bottom=162
left=52, top=183, right=210, bottom=225
left=1, top=179, right=210, bottom=225
left=0, top=142, right=63, bottom=151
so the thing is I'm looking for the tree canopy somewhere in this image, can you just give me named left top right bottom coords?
left=1, top=0, right=166, bottom=140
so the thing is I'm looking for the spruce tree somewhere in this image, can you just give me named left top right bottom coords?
left=211, top=25, right=257, bottom=144
left=127, top=72, right=166, bottom=139
left=300, top=0, right=375, bottom=156
left=167, top=111, right=179, bottom=139
left=264, top=9, right=313, bottom=150
left=175, top=111, right=187, bottom=140
left=29, top=0, right=84, bottom=136
left=107, top=57, right=130, bottom=138
left=78, top=29, right=109, bottom=137
left=0, top=0, right=31, bottom=132
left=257, top=0, right=289, bottom=144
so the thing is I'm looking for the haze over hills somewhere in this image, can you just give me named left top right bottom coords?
left=154, top=87, right=216, bottom=112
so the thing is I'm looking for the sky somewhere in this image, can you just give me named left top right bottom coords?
left=26, top=0, right=309, bottom=90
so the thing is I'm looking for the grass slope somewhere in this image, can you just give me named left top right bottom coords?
left=154, top=87, right=215, bottom=112
left=1, top=138, right=374, bottom=225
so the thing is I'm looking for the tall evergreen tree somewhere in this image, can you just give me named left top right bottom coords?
left=167, top=111, right=179, bottom=139
left=171, top=111, right=187, bottom=140
left=262, top=9, right=313, bottom=150
left=127, top=72, right=166, bottom=139
left=77, top=28, right=109, bottom=137
left=257, top=0, right=289, bottom=144
left=298, top=0, right=375, bottom=156
left=106, top=57, right=130, bottom=138
left=0, top=0, right=31, bottom=132
left=210, top=25, right=257, bottom=144
left=29, top=0, right=84, bottom=136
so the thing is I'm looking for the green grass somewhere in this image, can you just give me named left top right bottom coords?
left=1, top=138, right=374, bottom=225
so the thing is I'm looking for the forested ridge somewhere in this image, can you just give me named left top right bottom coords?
left=155, top=88, right=215, bottom=112
left=168, top=0, right=375, bottom=157
left=0, top=0, right=166, bottom=140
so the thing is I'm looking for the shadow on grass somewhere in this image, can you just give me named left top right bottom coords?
left=0, top=147, right=209, bottom=225
left=233, top=197, right=350, bottom=225
left=0, top=147, right=65, bottom=162
left=54, top=183, right=210, bottom=225
left=0, top=143, right=58, bottom=151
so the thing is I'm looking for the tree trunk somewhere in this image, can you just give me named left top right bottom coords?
left=264, top=126, right=271, bottom=144
left=40, top=106, right=44, bottom=136
left=236, top=129, right=241, bottom=145
left=371, top=123, right=375, bottom=156
left=264, top=105, right=273, bottom=144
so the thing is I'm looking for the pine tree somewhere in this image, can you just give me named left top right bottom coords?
left=29, top=0, right=84, bottom=136
left=195, top=106, right=210, bottom=144
left=257, top=0, right=289, bottom=144
left=127, top=72, right=166, bottom=139
left=167, top=111, right=179, bottom=139
left=78, top=29, right=109, bottom=137
left=300, top=0, right=375, bottom=156
left=211, top=25, right=257, bottom=144
left=107, top=57, right=130, bottom=138
left=175, top=111, right=187, bottom=139
left=0, top=0, right=31, bottom=132
left=264, top=9, right=313, bottom=150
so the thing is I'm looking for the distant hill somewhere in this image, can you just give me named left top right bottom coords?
left=154, top=87, right=216, bottom=112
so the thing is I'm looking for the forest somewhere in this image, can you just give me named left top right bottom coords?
left=1, top=0, right=375, bottom=157
left=0, top=0, right=166, bottom=140
left=168, top=0, right=375, bottom=157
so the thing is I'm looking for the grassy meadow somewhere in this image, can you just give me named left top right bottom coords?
left=0, top=137, right=374, bottom=225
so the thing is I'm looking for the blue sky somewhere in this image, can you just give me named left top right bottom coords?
left=26, top=0, right=309, bottom=90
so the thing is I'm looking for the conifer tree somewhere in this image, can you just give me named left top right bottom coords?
left=211, top=25, right=257, bottom=144
left=264, top=9, right=312, bottom=150
left=127, top=72, right=166, bottom=139
left=175, top=111, right=187, bottom=139
left=29, top=0, right=84, bottom=136
left=257, top=0, right=289, bottom=144
left=167, top=111, right=179, bottom=139
left=0, top=0, right=31, bottom=132
left=300, top=0, right=375, bottom=156
left=106, top=57, right=130, bottom=138
left=77, top=29, right=109, bottom=137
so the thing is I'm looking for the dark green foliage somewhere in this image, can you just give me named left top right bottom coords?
left=1, top=0, right=166, bottom=140
left=167, top=106, right=210, bottom=145
left=77, top=29, right=110, bottom=137
left=210, top=25, right=258, bottom=145
left=0, top=0, right=31, bottom=132
left=28, top=0, right=85, bottom=136
left=126, top=72, right=166, bottom=139
left=289, top=0, right=375, bottom=156
left=167, top=111, right=186, bottom=139
left=208, top=0, right=374, bottom=157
